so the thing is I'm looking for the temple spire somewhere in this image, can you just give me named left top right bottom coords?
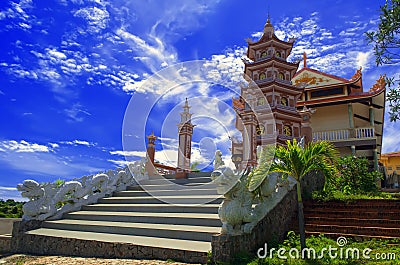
left=303, top=52, right=307, bottom=68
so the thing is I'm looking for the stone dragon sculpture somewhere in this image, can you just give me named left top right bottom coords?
left=17, top=158, right=147, bottom=221
left=211, top=147, right=296, bottom=235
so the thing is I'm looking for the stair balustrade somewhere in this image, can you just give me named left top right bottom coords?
left=16, top=158, right=147, bottom=221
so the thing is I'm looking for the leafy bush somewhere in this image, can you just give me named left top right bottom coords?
left=336, top=156, right=382, bottom=194
left=0, top=199, right=24, bottom=218
left=313, top=156, right=384, bottom=201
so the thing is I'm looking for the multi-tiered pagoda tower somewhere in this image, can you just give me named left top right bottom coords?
left=177, top=98, right=195, bottom=172
left=232, top=17, right=304, bottom=170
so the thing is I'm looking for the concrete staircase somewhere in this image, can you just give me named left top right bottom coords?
left=304, top=200, right=400, bottom=240
left=22, top=173, right=222, bottom=263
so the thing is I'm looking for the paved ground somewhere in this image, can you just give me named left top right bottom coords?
left=0, top=254, right=203, bottom=265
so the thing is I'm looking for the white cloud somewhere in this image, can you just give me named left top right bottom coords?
left=115, top=28, right=177, bottom=72
left=64, top=102, right=91, bottom=122
left=0, top=186, right=17, bottom=191
left=74, top=6, right=110, bottom=33
left=62, top=140, right=95, bottom=147
left=110, top=150, right=145, bottom=157
left=0, top=186, right=25, bottom=201
left=0, top=151, right=105, bottom=179
left=0, top=140, right=52, bottom=153
left=356, top=51, right=372, bottom=70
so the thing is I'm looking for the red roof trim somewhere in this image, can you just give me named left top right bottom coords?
left=296, top=85, right=385, bottom=106
left=293, top=67, right=349, bottom=83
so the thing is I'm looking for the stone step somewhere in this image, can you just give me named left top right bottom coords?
left=113, top=188, right=219, bottom=197
left=63, top=211, right=222, bottom=227
left=306, top=217, right=400, bottom=228
left=97, top=195, right=223, bottom=205
left=42, top=219, right=220, bottom=242
left=139, top=177, right=213, bottom=185
left=305, top=224, right=400, bottom=237
left=26, top=228, right=211, bottom=254
left=81, top=203, right=220, bottom=214
left=304, top=210, right=400, bottom=219
left=127, top=182, right=218, bottom=191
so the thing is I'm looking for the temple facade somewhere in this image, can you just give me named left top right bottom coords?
left=293, top=61, right=385, bottom=169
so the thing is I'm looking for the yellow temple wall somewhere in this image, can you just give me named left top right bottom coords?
left=310, top=104, right=349, bottom=132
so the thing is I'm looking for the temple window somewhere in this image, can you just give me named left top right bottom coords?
left=260, top=51, right=268, bottom=58
left=276, top=51, right=281, bottom=58
left=280, top=97, right=288, bottom=106
left=278, top=72, right=285, bottom=80
left=283, top=125, right=292, bottom=136
left=259, top=73, right=266, bottom=80
left=256, top=125, right=266, bottom=135
left=257, top=97, right=266, bottom=106
left=267, top=71, right=272, bottom=78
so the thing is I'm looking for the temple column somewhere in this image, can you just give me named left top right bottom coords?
left=373, top=148, right=379, bottom=170
left=348, top=103, right=356, bottom=156
left=145, top=132, right=157, bottom=176
left=369, top=105, right=378, bottom=169
left=369, top=105, right=375, bottom=126
left=241, top=113, right=257, bottom=169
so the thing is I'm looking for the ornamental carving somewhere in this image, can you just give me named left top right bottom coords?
left=294, top=72, right=329, bottom=86
left=232, top=97, right=245, bottom=110
left=350, top=67, right=362, bottom=80
left=369, top=74, right=386, bottom=92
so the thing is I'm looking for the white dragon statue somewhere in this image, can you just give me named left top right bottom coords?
left=17, top=158, right=147, bottom=221
left=211, top=147, right=296, bottom=235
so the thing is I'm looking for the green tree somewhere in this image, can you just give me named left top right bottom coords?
left=267, top=139, right=338, bottom=250
left=336, top=156, right=382, bottom=194
left=366, top=0, right=400, bottom=121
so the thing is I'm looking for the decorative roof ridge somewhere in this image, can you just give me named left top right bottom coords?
left=247, top=34, right=295, bottom=47
left=350, top=67, right=363, bottom=81
left=293, top=67, right=349, bottom=83
left=368, top=74, right=386, bottom=93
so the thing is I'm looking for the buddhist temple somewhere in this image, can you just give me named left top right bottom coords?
left=231, top=17, right=386, bottom=171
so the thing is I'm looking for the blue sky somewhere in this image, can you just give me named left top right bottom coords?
left=0, top=0, right=398, bottom=200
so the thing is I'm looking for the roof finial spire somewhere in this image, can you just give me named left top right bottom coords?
left=267, top=4, right=270, bottom=24
left=303, top=51, right=307, bottom=68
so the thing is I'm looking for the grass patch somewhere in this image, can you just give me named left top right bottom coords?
left=211, top=233, right=400, bottom=265
left=312, top=190, right=400, bottom=202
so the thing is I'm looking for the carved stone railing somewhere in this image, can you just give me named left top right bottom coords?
left=17, top=158, right=148, bottom=221
left=313, top=127, right=375, bottom=142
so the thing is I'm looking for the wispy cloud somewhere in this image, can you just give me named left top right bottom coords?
left=61, top=139, right=96, bottom=147
left=0, top=186, right=25, bottom=201
left=64, top=102, right=91, bottom=122
left=0, top=140, right=53, bottom=153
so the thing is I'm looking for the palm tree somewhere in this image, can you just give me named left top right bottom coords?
left=269, top=139, right=338, bottom=250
